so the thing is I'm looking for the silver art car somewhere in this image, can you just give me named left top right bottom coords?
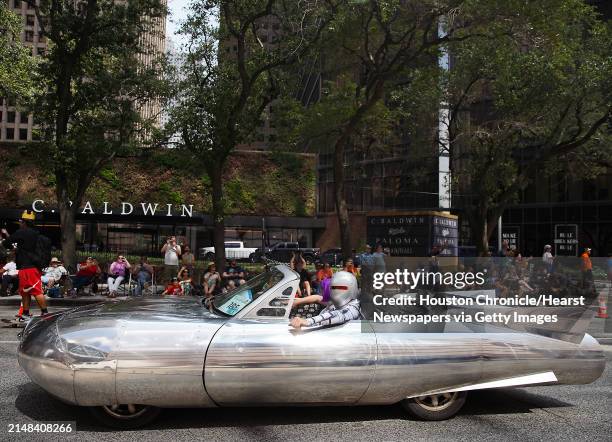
left=18, top=264, right=605, bottom=428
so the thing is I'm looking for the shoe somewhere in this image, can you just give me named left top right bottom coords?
left=13, top=314, right=33, bottom=325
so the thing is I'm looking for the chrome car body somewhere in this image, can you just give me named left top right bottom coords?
left=18, top=264, right=605, bottom=412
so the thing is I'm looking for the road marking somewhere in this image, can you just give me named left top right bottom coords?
left=0, top=340, right=20, bottom=343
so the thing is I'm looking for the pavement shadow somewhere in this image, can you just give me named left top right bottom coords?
left=15, top=382, right=573, bottom=432
left=459, top=388, right=572, bottom=416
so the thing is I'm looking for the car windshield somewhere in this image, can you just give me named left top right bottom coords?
left=213, top=267, right=284, bottom=316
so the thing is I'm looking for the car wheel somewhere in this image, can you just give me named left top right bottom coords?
left=401, top=391, right=467, bottom=421
left=89, top=404, right=161, bottom=429
left=303, top=255, right=314, bottom=265
left=249, top=253, right=259, bottom=263
left=204, top=252, right=215, bottom=261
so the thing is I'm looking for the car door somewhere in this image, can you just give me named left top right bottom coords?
left=204, top=281, right=377, bottom=406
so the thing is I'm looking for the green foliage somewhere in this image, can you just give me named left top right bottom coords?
left=99, top=168, right=121, bottom=189
left=225, top=177, right=256, bottom=212
left=31, top=0, right=172, bottom=207
left=0, top=4, right=37, bottom=101
left=440, top=0, right=612, bottom=250
left=157, top=181, right=184, bottom=205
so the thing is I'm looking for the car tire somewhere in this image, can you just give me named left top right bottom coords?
left=89, top=404, right=161, bottom=429
left=401, top=391, right=467, bottom=421
left=249, top=253, right=259, bottom=263
left=303, top=254, right=314, bottom=265
left=204, top=252, right=215, bottom=261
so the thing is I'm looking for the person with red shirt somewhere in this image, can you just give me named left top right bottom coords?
left=162, top=277, right=183, bottom=296
left=69, top=257, right=102, bottom=295
left=581, top=247, right=593, bottom=288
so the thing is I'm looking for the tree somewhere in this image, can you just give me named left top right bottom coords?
left=0, top=3, right=37, bottom=100
left=286, top=0, right=511, bottom=260
left=26, top=0, right=170, bottom=268
left=171, top=0, right=331, bottom=271
left=445, top=0, right=612, bottom=254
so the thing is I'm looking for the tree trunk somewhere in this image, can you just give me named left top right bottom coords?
left=333, top=134, right=352, bottom=260
left=470, top=205, right=490, bottom=256
left=210, top=166, right=226, bottom=274
left=57, top=189, right=77, bottom=271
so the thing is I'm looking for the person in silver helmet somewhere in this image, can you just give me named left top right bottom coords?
left=290, top=271, right=361, bottom=329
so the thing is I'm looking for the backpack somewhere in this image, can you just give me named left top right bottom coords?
left=31, top=233, right=52, bottom=271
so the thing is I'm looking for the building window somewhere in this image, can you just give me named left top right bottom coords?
left=20, top=113, right=28, bottom=124
left=26, top=14, right=34, bottom=26
left=13, top=0, right=20, bottom=9
left=25, top=31, right=34, bottom=42
left=0, top=110, right=2, bottom=122
left=7, top=111, right=15, bottom=123
left=38, top=31, right=44, bottom=41
left=19, top=128, right=27, bottom=140
left=6, top=128, right=15, bottom=140
left=36, top=47, right=45, bottom=56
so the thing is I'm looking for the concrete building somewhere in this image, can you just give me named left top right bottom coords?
left=0, top=0, right=167, bottom=143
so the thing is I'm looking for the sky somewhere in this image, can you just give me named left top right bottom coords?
left=166, top=0, right=191, bottom=50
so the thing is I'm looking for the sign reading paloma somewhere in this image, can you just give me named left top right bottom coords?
left=31, top=200, right=194, bottom=218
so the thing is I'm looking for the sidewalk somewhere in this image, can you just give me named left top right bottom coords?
left=0, top=285, right=165, bottom=307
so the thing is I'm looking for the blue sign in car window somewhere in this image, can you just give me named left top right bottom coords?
left=218, top=289, right=253, bottom=316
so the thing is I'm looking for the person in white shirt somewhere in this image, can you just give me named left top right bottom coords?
left=41, top=257, right=68, bottom=288
left=0, top=252, right=19, bottom=296
left=161, top=236, right=181, bottom=283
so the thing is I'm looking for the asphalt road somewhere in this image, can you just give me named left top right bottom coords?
left=0, top=306, right=610, bottom=442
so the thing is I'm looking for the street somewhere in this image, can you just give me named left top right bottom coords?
left=0, top=305, right=610, bottom=442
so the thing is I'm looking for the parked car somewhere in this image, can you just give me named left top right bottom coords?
left=199, top=241, right=258, bottom=261
left=18, top=264, right=605, bottom=429
left=318, top=248, right=365, bottom=267
left=250, top=241, right=320, bottom=264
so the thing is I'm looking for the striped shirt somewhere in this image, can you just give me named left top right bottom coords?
left=305, top=299, right=361, bottom=327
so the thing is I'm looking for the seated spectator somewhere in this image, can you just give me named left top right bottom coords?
left=107, top=255, right=131, bottom=298
left=316, top=262, right=334, bottom=282
left=0, top=252, right=19, bottom=297
left=203, top=263, right=221, bottom=299
left=292, top=276, right=331, bottom=309
left=223, top=279, right=236, bottom=294
left=178, top=266, right=193, bottom=296
left=69, top=257, right=102, bottom=296
left=290, top=252, right=311, bottom=297
left=132, top=256, right=154, bottom=296
left=343, top=258, right=359, bottom=276
left=181, top=245, right=196, bottom=274
left=223, top=259, right=246, bottom=286
left=162, top=277, right=183, bottom=296
left=41, top=257, right=68, bottom=289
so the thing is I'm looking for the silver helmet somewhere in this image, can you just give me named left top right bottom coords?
left=330, top=271, right=359, bottom=309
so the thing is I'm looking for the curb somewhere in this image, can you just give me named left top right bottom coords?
left=0, top=296, right=110, bottom=307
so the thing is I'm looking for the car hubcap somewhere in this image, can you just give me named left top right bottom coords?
left=414, top=392, right=458, bottom=411
left=102, top=404, right=149, bottom=420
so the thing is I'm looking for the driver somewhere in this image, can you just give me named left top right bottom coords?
left=290, top=271, right=360, bottom=329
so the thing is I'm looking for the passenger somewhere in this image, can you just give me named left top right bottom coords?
left=290, top=271, right=360, bottom=329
